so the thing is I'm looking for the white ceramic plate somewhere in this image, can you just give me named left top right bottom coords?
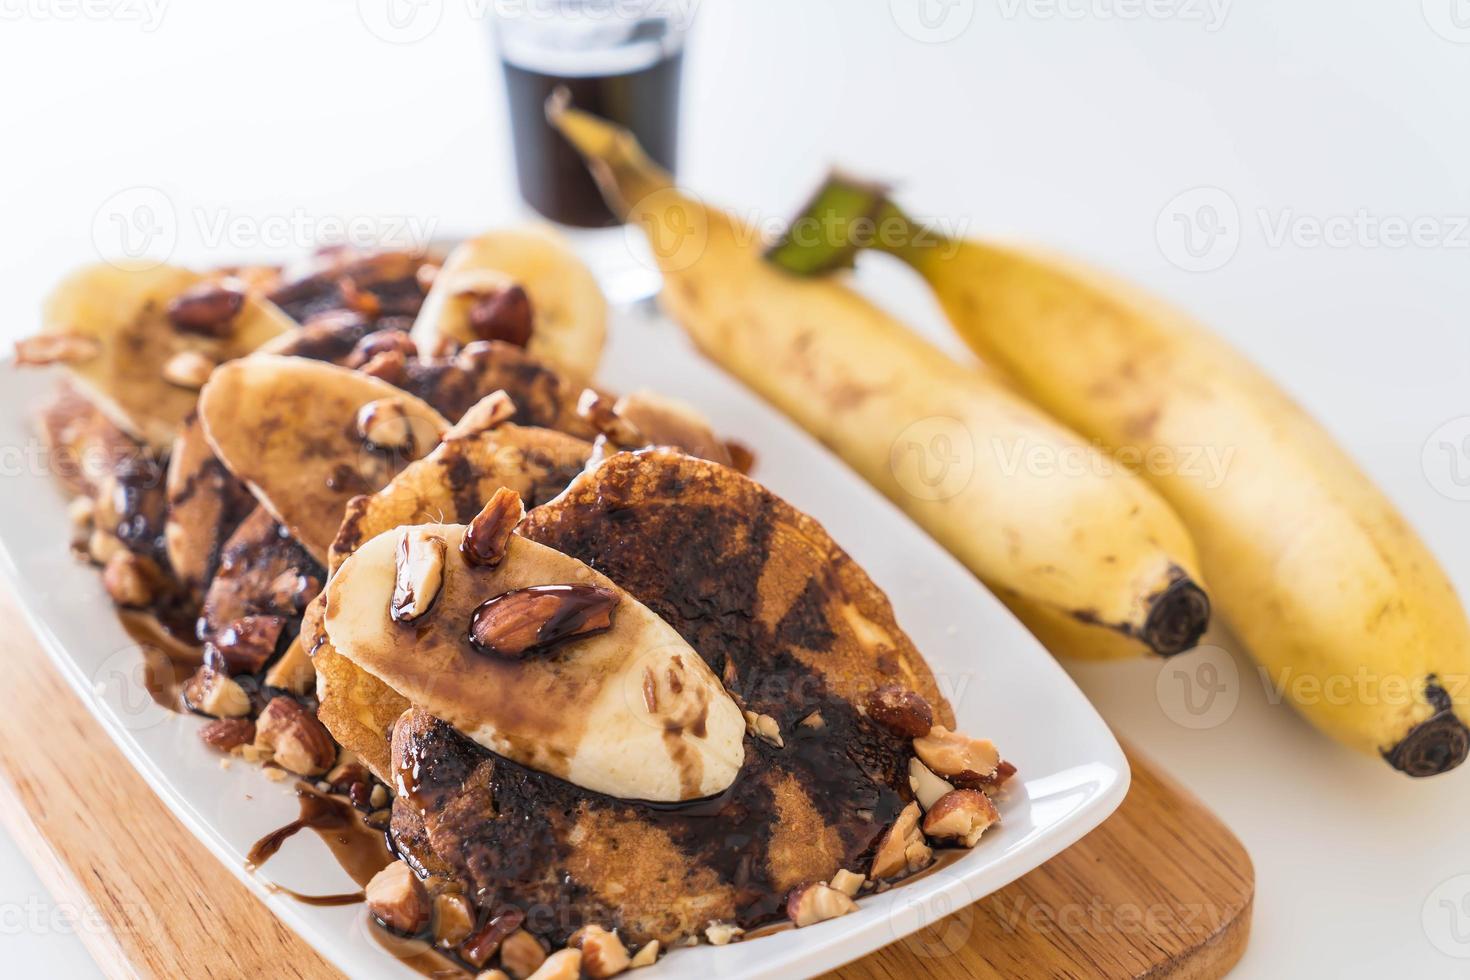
left=0, top=300, right=1128, bottom=979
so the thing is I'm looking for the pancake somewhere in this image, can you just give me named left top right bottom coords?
left=385, top=449, right=955, bottom=948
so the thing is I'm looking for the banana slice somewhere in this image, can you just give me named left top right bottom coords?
left=34, top=263, right=295, bottom=450
left=325, top=523, right=745, bottom=802
left=198, top=355, right=449, bottom=563
left=164, top=411, right=255, bottom=597
left=411, top=227, right=606, bottom=383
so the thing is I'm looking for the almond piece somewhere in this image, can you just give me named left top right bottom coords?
left=869, top=802, right=931, bottom=880
left=912, top=725, right=1000, bottom=783
left=253, top=697, right=336, bottom=776
left=263, top=637, right=316, bottom=695
left=829, top=869, right=865, bottom=898
left=432, top=893, right=475, bottom=948
left=704, top=921, right=744, bottom=946
left=576, top=389, right=643, bottom=446
left=198, top=717, right=255, bottom=752
left=629, top=941, right=660, bottom=969
left=468, top=585, right=618, bottom=659
left=346, top=329, right=417, bottom=369
left=391, top=528, right=447, bottom=623
left=569, top=924, right=630, bottom=978
left=864, top=685, right=934, bottom=738
left=102, top=552, right=156, bottom=608
left=167, top=281, right=245, bottom=336
left=461, top=487, right=524, bottom=568
left=499, top=929, right=547, bottom=979
left=445, top=390, right=517, bottom=440
left=162, top=350, right=217, bottom=390
left=786, top=882, right=859, bottom=927
left=921, top=788, right=1000, bottom=847
left=359, top=348, right=408, bottom=385
left=212, top=615, right=287, bottom=675
left=15, top=334, right=101, bottom=365
left=466, top=284, right=534, bottom=347
left=908, top=756, right=956, bottom=811
left=194, top=668, right=251, bottom=718
left=366, top=860, right=429, bottom=935
left=459, top=907, right=524, bottom=968
left=524, top=949, right=581, bottom=980
left=743, top=710, right=784, bottom=748
left=357, top=398, right=416, bottom=453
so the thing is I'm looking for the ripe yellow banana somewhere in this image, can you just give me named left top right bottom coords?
left=769, top=175, right=1470, bottom=776
left=550, top=102, right=1209, bottom=659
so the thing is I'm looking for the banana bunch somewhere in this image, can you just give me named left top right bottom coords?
left=762, top=174, right=1470, bottom=778
left=549, top=101, right=1209, bottom=662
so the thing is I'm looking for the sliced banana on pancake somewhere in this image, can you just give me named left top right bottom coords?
left=411, top=227, right=606, bottom=383
left=315, top=404, right=591, bottom=780
left=325, top=520, right=745, bottom=802
left=198, top=355, right=449, bottom=563
left=31, top=263, right=295, bottom=450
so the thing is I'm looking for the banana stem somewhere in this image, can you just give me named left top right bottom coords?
left=764, top=171, right=947, bottom=276
left=544, top=89, right=673, bottom=220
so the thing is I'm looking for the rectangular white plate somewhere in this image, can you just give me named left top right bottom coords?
left=0, top=300, right=1128, bottom=979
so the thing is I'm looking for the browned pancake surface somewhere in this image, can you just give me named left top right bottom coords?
left=391, top=450, right=951, bottom=947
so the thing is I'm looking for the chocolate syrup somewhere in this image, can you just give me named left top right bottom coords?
left=502, top=51, right=683, bottom=227
left=248, top=783, right=394, bottom=900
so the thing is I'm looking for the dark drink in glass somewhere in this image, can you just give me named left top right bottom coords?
left=491, top=1, right=694, bottom=301
left=502, top=51, right=683, bottom=228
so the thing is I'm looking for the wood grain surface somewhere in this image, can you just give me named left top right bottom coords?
left=0, top=613, right=1252, bottom=979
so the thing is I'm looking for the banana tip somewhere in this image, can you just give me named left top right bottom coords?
left=1142, top=574, right=1211, bottom=657
left=1384, top=681, right=1469, bottom=777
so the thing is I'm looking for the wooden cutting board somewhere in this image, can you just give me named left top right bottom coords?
left=0, top=613, right=1253, bottom=979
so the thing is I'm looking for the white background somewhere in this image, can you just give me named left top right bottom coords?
left=2, top=0, right=1470, bottom=976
